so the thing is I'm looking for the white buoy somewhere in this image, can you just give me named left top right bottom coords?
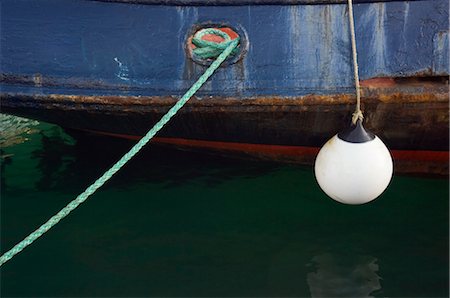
left=314, top=120, right=393, bottom=205
left=313, top=0, right=394, bottom=204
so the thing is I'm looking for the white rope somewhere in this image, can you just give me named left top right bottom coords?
left=348, top=0, right=364, bottom=124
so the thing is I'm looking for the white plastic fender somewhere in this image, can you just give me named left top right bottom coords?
left=314, top=135, right=393, bottom=205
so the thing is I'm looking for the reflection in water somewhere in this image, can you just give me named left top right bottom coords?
left=0, top=114, right=39, bottom=149
left=28, top=128, right=282, bottom=191
left=307, top=253, right=381, bottom=298
left=1, top=121, right=448, bottom=297
left=32, top=129, right=76, bottom=191
left=1, top=114, right=40, bottom=188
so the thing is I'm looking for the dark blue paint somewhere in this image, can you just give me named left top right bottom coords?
left=1, top=0, right=448, bottom=97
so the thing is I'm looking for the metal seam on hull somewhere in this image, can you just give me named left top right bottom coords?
left=1, top=91, right=448, bottom=106
left=1, top=74, right=447, bottom=94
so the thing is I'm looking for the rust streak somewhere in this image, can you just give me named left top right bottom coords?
left=1, top=89, right=448, bottom=108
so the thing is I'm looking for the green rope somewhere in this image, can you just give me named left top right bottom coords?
left=193, top=28, right=239, bottom=59
left=0, top=31, right=239, bottom=267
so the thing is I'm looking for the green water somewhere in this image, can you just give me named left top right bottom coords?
left=1, top=120, right=448, bottom=297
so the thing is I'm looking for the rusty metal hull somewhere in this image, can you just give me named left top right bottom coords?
left=1, top=86, right=448, bottom=149
left=2, top=84, right=449, bottom=175
left=1, top=0, right=449, bottom=174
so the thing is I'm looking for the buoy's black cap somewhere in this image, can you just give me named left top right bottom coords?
left=337, top=120, right=375, bottom=143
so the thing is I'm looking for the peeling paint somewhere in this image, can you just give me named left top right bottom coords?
left=402, top=1, right=409, bottom=47
left=1, top=0, right=449, bottom=96
left=365, top=3, right=387, bottom=75
left=2, top=83, right=448, bottom=158
left=114, top=57, right=130, bottom=81
left=433, top=30, right=449, bottom=74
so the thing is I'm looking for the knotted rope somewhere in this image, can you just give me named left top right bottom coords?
left=192, top=28, right=239, bottom=59
left=347, top=0, right=364, bottom=124
left=0, top=30, right=240, bottom=267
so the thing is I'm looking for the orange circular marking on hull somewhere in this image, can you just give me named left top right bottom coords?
left=189, top=27, right=239, bottom=50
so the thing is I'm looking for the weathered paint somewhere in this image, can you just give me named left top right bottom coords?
left=1, top=0, right=448, bottom=98
left=2, top=82, right=448, bottom=151
left=433, top=30, right=450, bottom=74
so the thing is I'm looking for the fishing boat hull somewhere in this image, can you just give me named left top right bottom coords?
left=1, top=0, right=449, bottom=175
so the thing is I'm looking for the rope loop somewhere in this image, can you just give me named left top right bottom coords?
left=352, top=109, right=364, bottom=125
left=192, top=28, right=239, bottom=59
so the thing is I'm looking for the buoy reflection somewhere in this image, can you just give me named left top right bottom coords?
left=307, top=253, right=381, bottom=298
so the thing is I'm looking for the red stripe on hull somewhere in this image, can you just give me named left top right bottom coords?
left=154, top=137, right=321, bottom=157
left=83, top=130, right=449, bottom=175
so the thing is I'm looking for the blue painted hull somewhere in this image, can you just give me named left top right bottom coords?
left=1, top=0, right=448, bottom=96
left=1, top=0, right=449, bottom=174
